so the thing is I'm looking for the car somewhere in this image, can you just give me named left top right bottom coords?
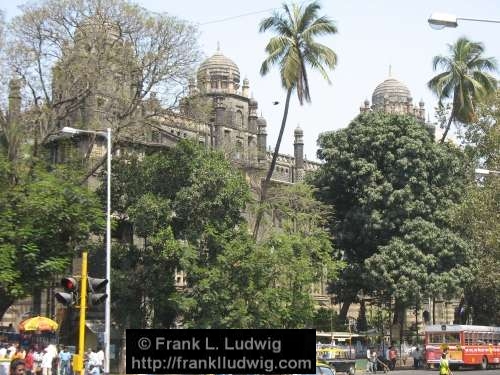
left=294, top=362, right=336, bottom=375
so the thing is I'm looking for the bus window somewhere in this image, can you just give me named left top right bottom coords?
left=465, top=332, right=471, bottom=345
left=444, top=333, right=460, bottom=344
left=494, top=333, right=500, bottom=345
left=428, top=334, right=443, bottom=344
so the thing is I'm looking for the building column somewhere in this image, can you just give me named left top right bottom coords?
left=294, top=126, right=304, bottom=182
left=214, top=96, right=225, bottom=149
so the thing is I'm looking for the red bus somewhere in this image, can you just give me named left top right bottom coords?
left=425, top=324, right=500, bottom=369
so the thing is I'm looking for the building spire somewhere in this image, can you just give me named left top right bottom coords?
left=388, top=64, right=392, bottom=77
left=217, top=41, right=220, bottom=52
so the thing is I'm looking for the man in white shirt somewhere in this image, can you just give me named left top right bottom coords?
left=41, top=348, right=53, bottom=375
left=95, top=347, right=104, bottom=370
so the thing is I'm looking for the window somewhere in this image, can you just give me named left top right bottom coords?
left=444, top=333, right=460, bottom=344
left=151, top=131, right=159, bottom=143
left=235, top=110, right=244, bottom=128
left=235, top=140, right=243, bottom=160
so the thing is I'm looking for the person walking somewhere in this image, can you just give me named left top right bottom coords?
left=32, top=347, right=42, bottom=375
left=40, top=348, right=53, bottom=375
left=388, top=346, right=397, bottom=371
left=366, top=347, right=373, bottom=373
left=371, top=349, right=378, bottom=374
left=24, top=348, right=34, bottom=375
left=57, top=348, right=71, bottom=375
left=439, top=353, right=452, bottom=375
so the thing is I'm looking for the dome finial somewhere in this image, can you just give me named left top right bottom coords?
left=388, top=64, right=392, bottom=77
left=217, top=41, right=220, bottom=52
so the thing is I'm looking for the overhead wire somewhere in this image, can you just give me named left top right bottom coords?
left=199, top=8, right=277, bottom=26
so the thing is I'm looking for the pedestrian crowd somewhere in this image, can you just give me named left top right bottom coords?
left=0, top=342, right=104, bottom=375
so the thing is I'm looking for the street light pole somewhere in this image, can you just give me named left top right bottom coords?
left=104, top=127, right=112, bottom=375
left=61, top=126, right=112, bottom=374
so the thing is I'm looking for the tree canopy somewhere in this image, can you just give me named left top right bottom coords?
left=428, top=37, right=497, bottom=143
left=451, top=89, right=500, bottom=325
left=98, top=141, right=250, bottom=329
left=312, top=111, right=471, bottom=321
left=2, top=0, right=201, bottom=178
left=0, top=156, right=104, bottom=319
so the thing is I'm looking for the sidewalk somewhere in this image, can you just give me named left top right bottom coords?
left=355, top=358, right=419, bottom=373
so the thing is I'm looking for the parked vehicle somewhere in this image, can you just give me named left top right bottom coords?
left=317, top=347, right=355, bottom=375
left=424, top=324, right=500, bottom=370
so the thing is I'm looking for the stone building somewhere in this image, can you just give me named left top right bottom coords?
left=0, top=47, right=322, bottom=331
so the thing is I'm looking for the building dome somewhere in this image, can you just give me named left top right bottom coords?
left=257, top=116, right=267, bottom=127
left=372, top=78, right=411, bottom=108
left=197, top=49, right=240, bottom=93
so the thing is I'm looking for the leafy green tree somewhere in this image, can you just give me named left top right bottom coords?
left=428, top=37, right=497, bottom=143
left=253, top=0, right=338, bottom=239
left=312, top=111, right=470, bottom=322
left=451, top=90, right=500, bottom=325
left=99, top=141, right=250, bottom=330
left=452, top=178, right=500, bottom=325
left=183, top=183, right=341, bottom=328
left=0, top=156, right=104, bottom=319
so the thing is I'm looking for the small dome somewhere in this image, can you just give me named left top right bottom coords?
left=294, top=125, right=303, bottom=135
left=372, top=78, right=411, bottom=108
left=249, top=97, right=258, bottom=107
left=364, top=98, right=370, bottom=106
left=243, top=77, right=249, bottom=86
left=419, top=98, right=425, bottom=107
left=197, top=50, right=240, bottom=86
left=257, top=116, right=267, bottom=126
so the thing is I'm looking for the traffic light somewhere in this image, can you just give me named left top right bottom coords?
left=87, top=277, right=108, bottom=306
left=55, top=277, right=78, bottom=306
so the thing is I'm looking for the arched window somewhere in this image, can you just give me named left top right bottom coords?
left=235, top=110, right=243, bottom=128
left=235, top=140, right=243, bottom=160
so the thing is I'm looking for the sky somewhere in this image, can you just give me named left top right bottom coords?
left=2, top=0, right=500, bottom=161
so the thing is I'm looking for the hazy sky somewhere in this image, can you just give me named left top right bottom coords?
left=2, top=0, right=499, bottom=160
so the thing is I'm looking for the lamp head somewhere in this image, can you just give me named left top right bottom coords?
left=61, top=126, right=80, bottom=134
left=428, top=12, right=458, bottom=29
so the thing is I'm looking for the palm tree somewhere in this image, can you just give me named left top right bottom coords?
left=253, top=0, right=337, bottom=239
left=428, top=37, right=497, bottom=143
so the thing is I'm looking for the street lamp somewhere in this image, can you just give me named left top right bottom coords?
left=428, top=12, right=500, bottom=29
left=475, top=168, right=500, bottom=176
left=61, top=126, right=112, bottom=375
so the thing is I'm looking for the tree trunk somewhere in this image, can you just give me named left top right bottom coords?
left=0, top=293, right=15, bottom=321
left=33, top=287, right=42, bottom=315
left=439, top=103, right=455, bottom=143
left=339, top=299, right=352, bottom=324
left=253, top=88, right=293, bottom=240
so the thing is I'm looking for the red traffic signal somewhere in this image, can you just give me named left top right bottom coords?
left=61, top=277, right=77, bottom=291
left=56, top=276, right=78, bottom=306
